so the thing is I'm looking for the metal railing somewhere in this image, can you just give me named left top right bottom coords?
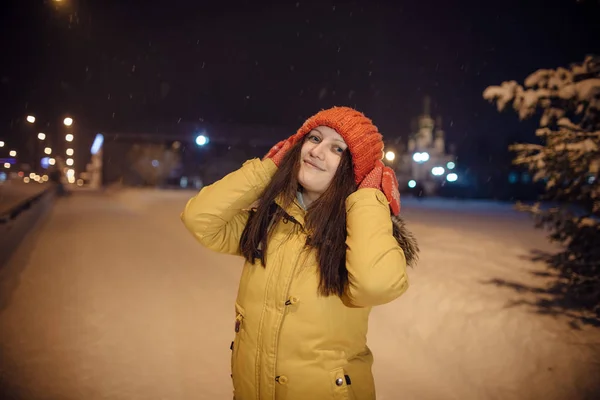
left=0, top=183, right=56, bottom=267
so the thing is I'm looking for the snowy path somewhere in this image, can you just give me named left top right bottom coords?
left=0, top=189, right=598, bottom=400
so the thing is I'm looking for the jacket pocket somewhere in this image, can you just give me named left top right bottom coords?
left=329, top=367, right=355, bottom=400
left=231, top=302, right=246, bottom=380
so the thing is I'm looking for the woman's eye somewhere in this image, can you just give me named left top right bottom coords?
left=334, top=146, right=344, bottom=154
left=308, top=135, right=320, bottom=143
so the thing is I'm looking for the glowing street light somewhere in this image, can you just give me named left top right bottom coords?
left=446, top=173, right=458, bottom=182
left=447, top=161, right=456, bottom=170
left=38, top=132, right=46, bottom=140
left=27, top=115, right=36, bottom=123
left=9, top=150, right=16, bottom=157
left=65, top=133, right=74, bottom=142
left=66, top=148, right=74, bottom=156
left=412, top=152, right=430, bottom=163
left=0, top=141, right=4, bottom=147
left=408, top=180, right=417, bottom=188
left=385, top=151, right=396, bottom=162
left=44, top=147, right=52, bottom=155
left=195, top=134, right=209, bottom=146
left=63, top=117, right=73, bottom=126
left=431, top=166, right=445, bottom=176
left=66, top=158, right=74, bottom=166
left=49, top=158, right=56, bottom=166
left=3, top=163, right=9, bottom=168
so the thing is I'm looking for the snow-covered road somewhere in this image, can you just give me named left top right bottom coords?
left=0, top=189, right=598, bottom=400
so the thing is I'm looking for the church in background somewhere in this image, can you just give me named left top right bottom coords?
left=385, top=96, right=457, bottom=196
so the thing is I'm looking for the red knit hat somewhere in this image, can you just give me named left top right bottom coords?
left=287, top=106, right=384, bottom=185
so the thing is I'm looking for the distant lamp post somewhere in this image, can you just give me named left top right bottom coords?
left=9, top=150, right=16, bottom=157
left=65, top=133, right=74, bottom=142
left=63, top=117, right=73, bottom=126
left=66, top=158, right=74, bottom=166
left=66, top=148, right=74, bottom=156
left=26, top=115, right=36, bottom=123
left=44, top=147, right=52, bottom=155
left=38, top=132, right=46, bottom=140
left=385, top=151, right=396, bottom=162
left=49, top=158, right=56, bottom=166
left=0, top=141, right=4, bottom=147
left=3, top=163, right=10, bottom=169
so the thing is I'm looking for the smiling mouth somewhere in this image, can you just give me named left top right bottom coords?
left=303, top=160, right=324, bottom=171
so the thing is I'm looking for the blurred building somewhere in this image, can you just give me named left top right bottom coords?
left=388, top=96, right=457, bottom=196
left=88, top=123, right=286, bottom=189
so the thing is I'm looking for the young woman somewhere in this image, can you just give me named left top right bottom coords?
left=182, top=106, right=418, bottom=400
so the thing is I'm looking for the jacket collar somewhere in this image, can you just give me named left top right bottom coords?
left=274, top=194, right=306, bottom=227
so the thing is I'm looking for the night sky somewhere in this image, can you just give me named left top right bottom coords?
left=1, top=0, right=599, bottom=174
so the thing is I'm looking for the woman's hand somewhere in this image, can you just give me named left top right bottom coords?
left=263, top=139, right=293, bottom=167
left=358, top=160, right=401, bottom=215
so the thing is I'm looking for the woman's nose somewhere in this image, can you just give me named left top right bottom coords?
left=309, top=143, right=325, bottom=159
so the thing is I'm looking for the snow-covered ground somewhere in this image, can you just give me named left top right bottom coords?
left=0, top=188, right=598, bottom=400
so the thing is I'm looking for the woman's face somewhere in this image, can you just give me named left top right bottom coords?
left=298, top=126, right=348, bottom=200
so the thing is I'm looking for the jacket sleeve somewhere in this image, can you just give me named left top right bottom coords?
left=344, top=188, right=409, bottom=307
left=181, top=158, right=277, bottom=256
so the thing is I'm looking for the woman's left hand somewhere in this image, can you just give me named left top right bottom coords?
left=358, top=160, right=401, bottom=215
left=263, top=139, right=293, bottom=167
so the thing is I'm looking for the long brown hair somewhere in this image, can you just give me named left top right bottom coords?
left=239, top=135, right=357, bottom=297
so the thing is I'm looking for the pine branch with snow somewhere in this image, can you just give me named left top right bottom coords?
left=484, top=55, right=600, bottom=315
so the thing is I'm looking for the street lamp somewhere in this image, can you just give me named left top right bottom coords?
left=38, top=132, right=46, bottom=140
left=446, top=173, right=458, bottom=182
left=412, top=152, right=430, bottom=163
left=431, top=166, right=445, bottom=176
left=3, top=163, right=9, bottom=169
left=65, top=133, right=74, bottom=142
left=9, top=150, right=16, bottom=157
left=66, top=148, right=74, bottom=156
left=44, top=147, right=52, bottom=155
left=385, top=151, right=396, bottom=162
left=66, top=158, right=74, bottom=166
left=0, top=141, right=4, bottom=147
left=27, top=115, right=36, bottom=123
left=63, top=117, right=73, bottom=126
left=49, top=158, right=56, bottom=166
left=195, top=134, right=209, bottom=146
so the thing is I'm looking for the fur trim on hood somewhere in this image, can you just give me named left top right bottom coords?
left=391, top=215, right=420, bottom=268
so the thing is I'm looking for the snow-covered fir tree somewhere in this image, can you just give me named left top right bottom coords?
left=483, top=55, right=600, bottom=315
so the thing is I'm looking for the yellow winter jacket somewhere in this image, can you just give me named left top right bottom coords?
left=181, top=158, right=409, bottom=400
